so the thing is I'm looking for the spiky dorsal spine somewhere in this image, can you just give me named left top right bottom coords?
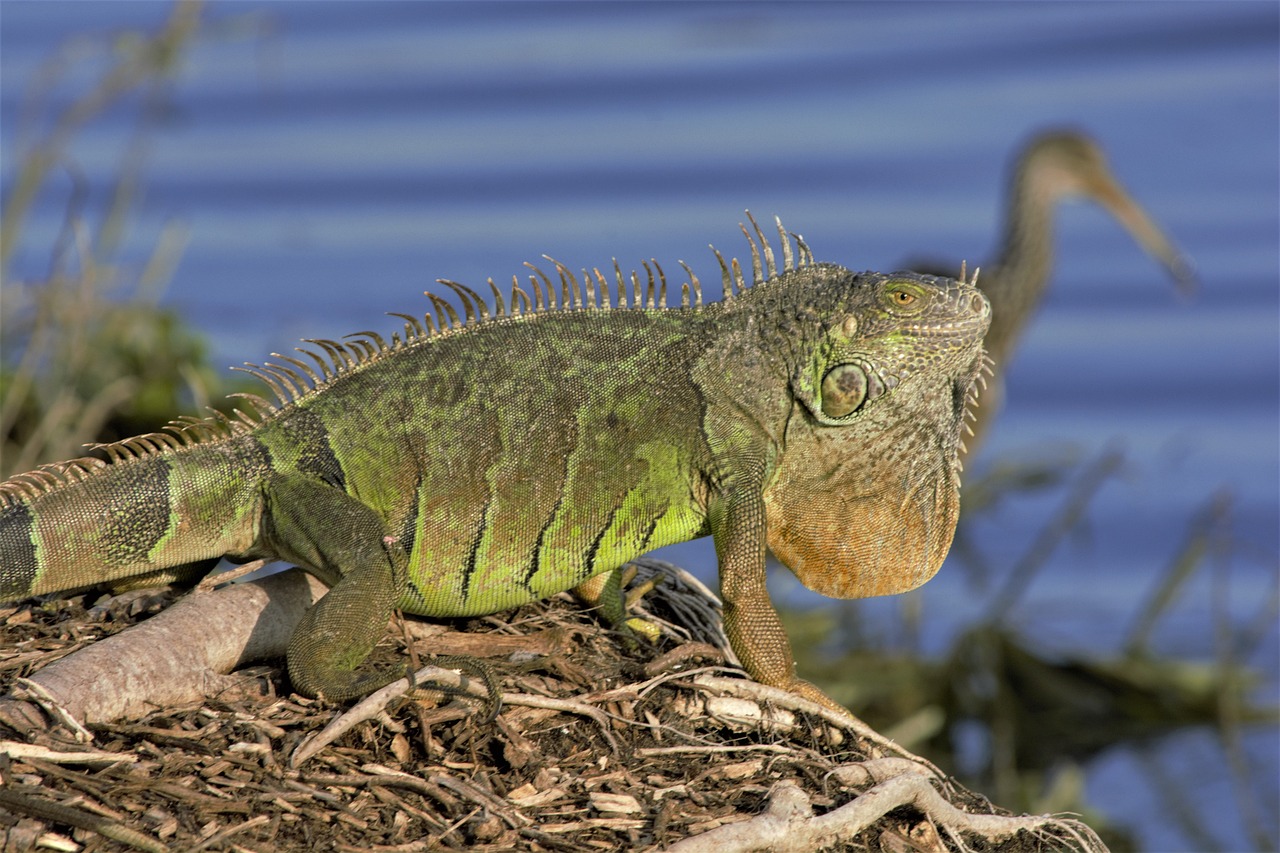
left=0, top=410, right=255, bottom=506
left=0, top=213, right=812, bottom=506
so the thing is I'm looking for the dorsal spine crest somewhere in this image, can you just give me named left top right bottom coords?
left=0, top=214, right=814, bottom=506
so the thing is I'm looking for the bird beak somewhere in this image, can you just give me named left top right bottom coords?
left=1089, top=173, right=1199, bottom=298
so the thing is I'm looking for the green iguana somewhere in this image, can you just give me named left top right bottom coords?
left=0, top=216, right=990, bottom=713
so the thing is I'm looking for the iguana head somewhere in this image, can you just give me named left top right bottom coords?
left=762, top=265, right=991, bottom=600
left=789, top=268, right=991, bottom=428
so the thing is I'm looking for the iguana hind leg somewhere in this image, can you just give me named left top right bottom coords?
left=573, top=565, right=663, bottom=641
left=262, top=473, right=406, bottom=701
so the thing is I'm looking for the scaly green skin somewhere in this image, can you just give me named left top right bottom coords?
left=0, top=220, right=989, bottom=710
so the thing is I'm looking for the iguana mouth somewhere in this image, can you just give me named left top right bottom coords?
left=901, top=287, right=991, bottom=339
left=904, top=316, right=989, bottom=337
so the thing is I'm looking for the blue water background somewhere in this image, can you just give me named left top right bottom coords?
left=2, top=3, right=1277, bottom=850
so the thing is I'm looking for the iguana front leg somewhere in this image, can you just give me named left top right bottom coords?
left=710, top=483, right=844, bottom=714
left=261, top=473, right=406, bottom=701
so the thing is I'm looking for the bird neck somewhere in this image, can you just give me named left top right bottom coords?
left=987, top=166, right=1061, bottom=362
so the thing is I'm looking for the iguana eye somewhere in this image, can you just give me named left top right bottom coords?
left=820, top=363, right=868, bottom=418
left=883, top=282, right=926, bottom=311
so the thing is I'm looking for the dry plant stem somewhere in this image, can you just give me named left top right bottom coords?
left=2, top=679, right=92, bottom=742
left=636, top=743, right=795, bottom=758
left=1, top=1, right=201, bottom=476
left=667, top=775, right=1107, bottom=853
left=985, top=445, right=1124, bottom=620
left=290, top=673, right=622, bottom=767
left=1208, top=548, right=1280, bottom=845
left=829, top=756, right=938, bottom=786
left=502, top=693, right=621, bottom=752
left=1208, top=507, right=1277, bottom=853
left=0, top=740, right=137, bottom=766
left=1124, top=490, right=1230, bottom=656
left=2, top=231, right=153, bottom=474
left=0, top=568, right=327, bottom=730
left=642, top=642, right=727, bottom=676
left=0, top=0, right=201, bottom=266
left=195, top=557, right=274, bottom=589
left=0, top=787, right=166, bottom=853
left=691, top=674, right=932, bottom=768
left=290, top=665, right=488, bottom=767
left=188, top=814, right=272, bottom=851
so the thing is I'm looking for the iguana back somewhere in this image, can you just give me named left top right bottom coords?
left=0, top=218, right=990, bottom=709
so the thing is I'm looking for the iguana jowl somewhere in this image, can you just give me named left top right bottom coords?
left=0, top=217, right=990, bottom=712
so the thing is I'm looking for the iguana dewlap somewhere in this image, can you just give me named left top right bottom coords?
left=0, top=217, right=989, bottom=712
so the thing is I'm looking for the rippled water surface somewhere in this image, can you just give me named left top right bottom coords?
left=2, top=3, right=1277, bottom=850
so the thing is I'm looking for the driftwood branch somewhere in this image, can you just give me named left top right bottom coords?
left=667, top=774, right=1105, bottom=853
left=0, top=568, right=326, bottom=730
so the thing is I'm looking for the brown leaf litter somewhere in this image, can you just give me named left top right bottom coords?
left=0, top=560, right=1102, bottom=852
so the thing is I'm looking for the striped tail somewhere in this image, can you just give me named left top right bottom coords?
left=0, top=440, right=266, bottom=601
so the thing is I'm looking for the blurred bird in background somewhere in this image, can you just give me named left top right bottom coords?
left=917, top=130, right=1197, bottom=455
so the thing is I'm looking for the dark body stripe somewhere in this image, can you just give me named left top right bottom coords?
left=523, top=490, right=565, bottom=590
left=102, top=456, right=174, bottom=565
left=636, top=516, right=660, bottom=553
left=0, top=501, right=38, bottom=597
left=284, top=409, right=346, bottom=489
left=582, top=506, right=623, bottom=573
left=398, top=473, right=422, bottom=559
left=458, top=498, right=491, bottom=601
